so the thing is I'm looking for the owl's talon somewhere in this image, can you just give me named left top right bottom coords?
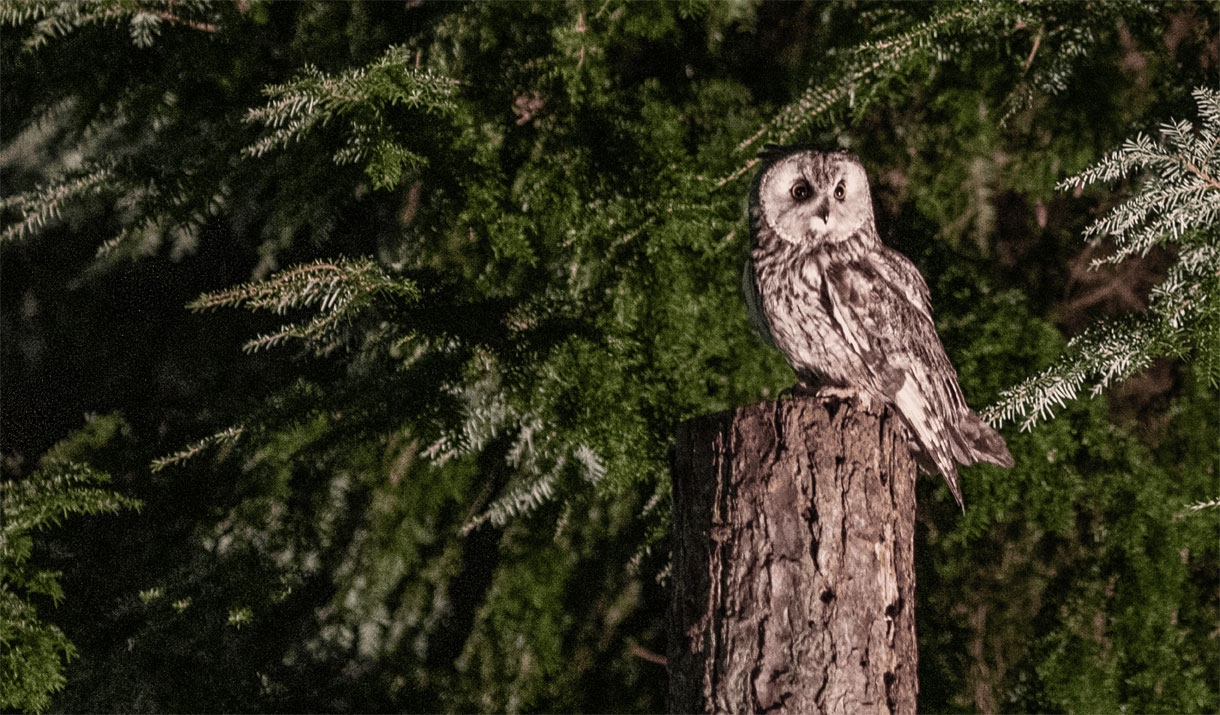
left=778, top=382, right=819, bottom=400
left=814, top=385, right=876, bottom=412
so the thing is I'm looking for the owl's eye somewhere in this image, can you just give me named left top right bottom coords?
left=790, top=180, right=813, bottom=202
left=833, top=181, right=846, bottom=201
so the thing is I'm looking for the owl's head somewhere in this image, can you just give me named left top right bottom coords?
left=751, top=148, right=877, bottom=248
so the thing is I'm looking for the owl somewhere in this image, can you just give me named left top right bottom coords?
left=743, top=147, right=1013, bottom=507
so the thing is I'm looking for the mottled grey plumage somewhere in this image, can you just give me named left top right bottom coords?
left=744, top=147, right=1013, bottom=507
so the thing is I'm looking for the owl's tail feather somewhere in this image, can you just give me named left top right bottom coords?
left=928, top=411, right=1013, bottom=511
left=957, top=411, right=1014, bottom=468
left=892, top=402, right=1011, bottom=510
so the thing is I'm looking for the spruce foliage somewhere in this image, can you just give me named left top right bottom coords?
left=2, top=1, right=1216, bottom=712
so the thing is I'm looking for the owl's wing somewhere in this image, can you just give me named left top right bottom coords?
left=820, top=251, right=957, bottom=403
left=742, top=259, right=778, bottom=348
left=821, top=247, right=998, bottom=506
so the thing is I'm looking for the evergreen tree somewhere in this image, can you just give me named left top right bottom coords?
left=2, top=1, right=1216, bottom=711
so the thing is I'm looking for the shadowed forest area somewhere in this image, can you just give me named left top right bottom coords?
left=2, top=2, right=1218, bottom=712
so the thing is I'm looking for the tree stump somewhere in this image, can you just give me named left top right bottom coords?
left=667, top=395, right=918, bottom=714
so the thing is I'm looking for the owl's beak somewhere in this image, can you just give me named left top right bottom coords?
left=811, top=196, right=829, bottom=223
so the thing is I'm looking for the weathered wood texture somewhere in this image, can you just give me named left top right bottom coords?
left=668, top=396, right=918, bottom=715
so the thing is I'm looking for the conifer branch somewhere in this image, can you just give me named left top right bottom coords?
left=244, top=45, right=461, bottom=190
left=731, top=2, right=1013, bottom=162
left=150, top=425, right=245, bottom=472
left=421, top=378, right=515, bottom=466
left=461, top=438, right=607, bottom=533
left=0, top=161, right=225, bottom=257
left=720, top=2, right=1147, bottom=186
left=0, top=0, right=218, bottom=50
left=1060, top=110, right=1220, bottom=267
left=983, top=317, right=1171, bottom=431
left=463, top=460, right=561, bottom=532
left=421, top=374, right=609, bottom=531
left=2, top=462, right=141, bottom=537
left=1, top=435, right=140, bottom=714
left=1185, top=497, right=1220, bottom=512
left=189, top=258, right=419, bottom=354
left=0, top=165, right=115, bottom=243
left=988, top=87, right=1220, bottom=429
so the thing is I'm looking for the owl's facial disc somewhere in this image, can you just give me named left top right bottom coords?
left=759, top=153, right=874, bottom=246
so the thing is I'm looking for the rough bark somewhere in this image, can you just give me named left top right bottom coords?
left=668, top=395, right=918, bottom=715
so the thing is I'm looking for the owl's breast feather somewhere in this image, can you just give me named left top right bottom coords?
left=753, top=250, right=863, bottom=387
